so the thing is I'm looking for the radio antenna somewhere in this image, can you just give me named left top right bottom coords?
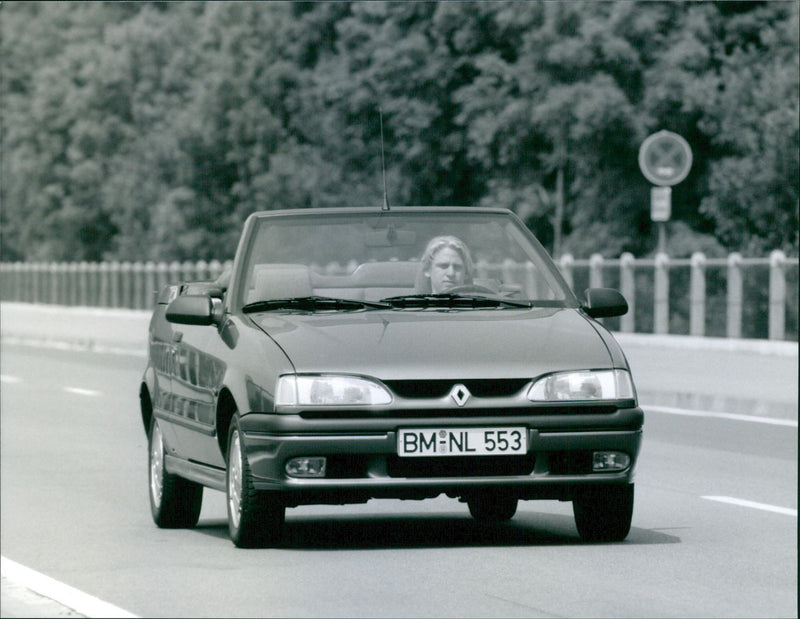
left=379, top=107, right=390, bottom=211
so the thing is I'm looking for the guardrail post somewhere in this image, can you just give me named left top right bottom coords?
left=769, top=250, right=786, bottom=340
left=502, top=258, right=516, bottom=288
left=21, top=263, right=30, bottom=302
left=4, top=263, right=11, bottom=301
left=33, top=263, right=43, bottom=303
left=169, top=261, right=182, bottom=287
left=589, top=253, right=604, bottom=289
left=144, top=262, right=157, bottom=307
left=48, top=262, right=58, bottom=305
left=60, top=262, right=70, bottom=305
left=67, top=262, right=78, bottom=306
left=2, top=263, right=11, bottom=301
left=1, top=263, right=9, bottom=301
left=110, top=261, right=122, bottom=308
left=61, top=262, right=69, bottom=304
left=99, top=262, right=110, bottom=307
left=3, top=263, right=12, bottom=301
left=61, top=263, right=69, bottom=304
left=182, top=260, right=195, bottom=284
left=619, top=253, right=635, bottom=333
left=524, top=262, right=538, bottom=298
left=120, top=262, right=131, bottom=309
left=726, top=253, right=742, bottom=339
left=197, top=260, right=209, bottom=283
left=654, top=252, right=670, bottom=334
left=18, top=262, right=26, bottom=302
left=0, top=263, right=8, bottom=301
left=559, top=254, right=574, bottom=291
left=77, top=262, right=88, bottom=306
left=690, top=252, right=706, bottom=337
left=89, top=262, right=100, bottom=307
left=209, top=259, right=223, bottom=281
left=157, top=262, right=169, bottom=298
left=131, top=262, right=143, bottom=309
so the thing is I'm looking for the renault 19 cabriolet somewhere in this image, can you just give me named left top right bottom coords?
left=139, top=206, right=642, bottom=547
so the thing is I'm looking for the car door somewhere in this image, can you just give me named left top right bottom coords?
left=169, top=322, right=227, bottom=466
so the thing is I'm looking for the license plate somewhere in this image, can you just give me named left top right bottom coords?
left=398, top=427, right=527, bottom=457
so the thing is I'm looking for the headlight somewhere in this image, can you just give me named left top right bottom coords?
left=527, top=369, right=635, bottom=402
left=275, top=374, right=392, bottom=407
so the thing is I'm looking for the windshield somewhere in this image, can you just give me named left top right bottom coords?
left=234, top=209, right=578, bottom=310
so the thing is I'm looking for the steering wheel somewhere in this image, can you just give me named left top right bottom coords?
left=444, top=284, right=498, bottom=295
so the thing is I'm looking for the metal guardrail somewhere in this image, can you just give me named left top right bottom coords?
left=1, top=251, right=797, bottom=341
left=558, top=251, right=797, bottom=341
left=0, top=260, right=232, bottom=311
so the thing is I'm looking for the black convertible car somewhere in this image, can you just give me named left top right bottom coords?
left=140, top=206, right=642, bottom=547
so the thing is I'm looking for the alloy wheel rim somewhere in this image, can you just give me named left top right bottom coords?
left=149, top=422, right=164, bottom=507
left=228, top=431, right=243, bottom=529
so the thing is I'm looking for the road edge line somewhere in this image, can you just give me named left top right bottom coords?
left=644, top=404, right=797, bottom=427
left=701, top=496, right=797, bottom=517
left=1, top=556, right=138, bottom=618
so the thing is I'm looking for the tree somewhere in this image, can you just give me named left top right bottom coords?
left=452, top=2, right=645, bottom=257
left=1, top=1, right=797, bottom=262
left=698, top=2, right=799, bottom=254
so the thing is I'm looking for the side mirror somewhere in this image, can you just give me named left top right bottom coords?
left=582, top=288, right=628, bottom=318
left=166, top=295, right=217, bottom=326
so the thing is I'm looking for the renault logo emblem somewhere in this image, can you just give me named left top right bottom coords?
left=450, top=384, right=471, bottom=407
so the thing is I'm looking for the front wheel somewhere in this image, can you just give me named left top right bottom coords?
left=148, top=417, right=203, bottom=528
left=572, top=484, right=634, bottom=542
left=226, top=414, right=285, bottom=548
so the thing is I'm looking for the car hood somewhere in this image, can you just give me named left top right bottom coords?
left=249, top=308, right=616, bottom=381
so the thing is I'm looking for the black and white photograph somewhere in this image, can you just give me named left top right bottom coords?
left=1, top=2, right=797, bottom=617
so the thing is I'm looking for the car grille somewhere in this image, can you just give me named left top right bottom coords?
left=384, top=378, right=530, bottom=399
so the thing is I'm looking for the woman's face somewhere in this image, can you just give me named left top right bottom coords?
left=426, top=247, right=466, bottom=293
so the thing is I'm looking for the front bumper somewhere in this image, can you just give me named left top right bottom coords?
left=239, top=407, right=643, bottom=504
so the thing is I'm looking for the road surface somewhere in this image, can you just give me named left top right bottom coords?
left=1, top=343, right=796, bottom=617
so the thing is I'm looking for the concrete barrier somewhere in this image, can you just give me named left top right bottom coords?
left=615, top=333, right=797, bottom=421
left=1, top=302, right=151, bottom=356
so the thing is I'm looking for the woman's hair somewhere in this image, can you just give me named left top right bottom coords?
left=414, top=235, right=474, bottom=292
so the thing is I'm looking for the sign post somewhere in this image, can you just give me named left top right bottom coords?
left=638, top=131, right=692, bottom=254
left=650, top=186, right=671, bottom=254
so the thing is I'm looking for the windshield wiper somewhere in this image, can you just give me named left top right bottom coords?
left=243, top=296, right=392, bottom=313
left=379, top=293, right=533, bottom=309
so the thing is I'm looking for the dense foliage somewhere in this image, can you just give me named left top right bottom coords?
left=1, top=1, right=797, bottom=262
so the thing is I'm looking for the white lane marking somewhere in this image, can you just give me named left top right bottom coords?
left=1, top=375, right=22, bottom=383
left=701, top=496, right=797, bottom=517
left=64, top=386, right=102, bottom=397
left=645, top=404, right=798, bottom=428
left=0, top=556, right=139, bottom=618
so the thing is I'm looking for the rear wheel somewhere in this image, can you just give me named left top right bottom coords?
left=226, top=414, right=285, bottom=548
left=467, top=490, right=518, bottom=523
left=573, top=484, right=634, bottom=542
left=148, top=417, right=203, bottom=528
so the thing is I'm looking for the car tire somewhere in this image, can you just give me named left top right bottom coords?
left=226, top=414, right=285, bottom=548
left=148, top=417, right=203, bottom=528
left=572, top=483, right=634, bottom=542
left=467, top=490, right=518, bottom=523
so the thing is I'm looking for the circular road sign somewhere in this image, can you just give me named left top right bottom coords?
left=638, top=130, right=693, bottom=186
